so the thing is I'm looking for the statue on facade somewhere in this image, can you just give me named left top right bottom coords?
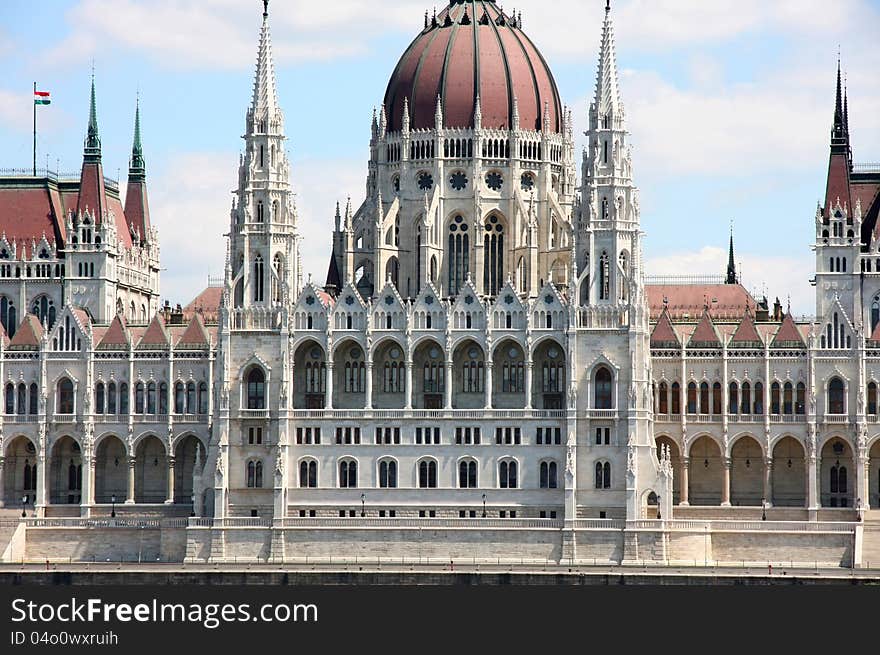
left=274, top=450, right=285, bottom=479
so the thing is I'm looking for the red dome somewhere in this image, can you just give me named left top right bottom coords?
left=384, top=1, right=563, bottom=134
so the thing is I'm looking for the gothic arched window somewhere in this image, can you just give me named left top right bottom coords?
left=253, top=255, right=264, bottom=302
left=247, top=368, right=266, bottom=410
left=828, top=377, right=844, bottom=415
left=273, top=254, right=283, bottom=303
left=57, top=378, right=74, bottom=415
left=599, top=252, right=610, bottom=300
left=447, top=215, right=469, bottom=296
left=594, top=367, right=613, bottom=409
left=483, top=214, right=505, bottom=296
left=0, top=296, right=17, bottom=338
left=419, top=460, right=438, bottom=488
left=378, top=460, right=397, bottom=488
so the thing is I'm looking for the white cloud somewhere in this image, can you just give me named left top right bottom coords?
left=146, top=151, right=235, bottom=304
left=38, top=0, right=427, bottom=70
left=645, top=246, right=815, bottom=315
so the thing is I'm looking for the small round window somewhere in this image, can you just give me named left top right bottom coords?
left=486, top=172, right=503, bottom=191
left=418, top=172, right=434, bottom=191
left=450, top=171, right=468, bottom=191
left=521, top=173, right=534, bottom=192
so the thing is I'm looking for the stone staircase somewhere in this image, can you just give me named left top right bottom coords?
left=860, top=510, right=880, bottom=569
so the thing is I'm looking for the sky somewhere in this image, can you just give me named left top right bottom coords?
left=1, top=0, right=879, bottom=316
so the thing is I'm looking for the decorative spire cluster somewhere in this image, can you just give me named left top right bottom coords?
left=726, top=225, right=737, bottom=285
left=250, top=0, right=281, bottom=122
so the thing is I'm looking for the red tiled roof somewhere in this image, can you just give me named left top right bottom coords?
left=871, top=320, right=880, bottom=342
left=650, top=309, right=680, bottom=348
left=97, top=315, right=129, bottom=349
left=177, top=315, right=210, bottom=347
left=7, top=314, right=43, bottom=350
left=729, top=310, right=763, bottom=346
left=384, top=1, right=562, bottom=133
left=0, top=188, right=62, bottom=257
left=316, top=289, right=336, bottom=309
left=646, top=284, right=757, bottom=321
left=183, top=286, right=223, bottom=324
left=771, top=313, right=805, bottom=347
left=124, top=178, right=150, bottom=243
left=688, top=310, right=721, bottom=347
left=137, top=314, right=169, bottom=348
left=824, top=152, right=852, bottom=218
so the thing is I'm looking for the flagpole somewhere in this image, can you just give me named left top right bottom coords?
left=33, top=81, right=37, bottom=176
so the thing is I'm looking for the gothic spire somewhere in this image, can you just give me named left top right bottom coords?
left=726, top=225, right=737, bottom=285
left=831, top=58, right=848, bottom=149
left=129, top=96, right=146, bottom=181
left=250, top=0, right=280, bottom=121
left=594, top=0, right=623, bottom=122
left=84, top=73, right=101, bottom=162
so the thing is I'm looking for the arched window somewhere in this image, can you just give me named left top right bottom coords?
left=186, top=382, right=196, bottom=414
left=658, top=382, right=668, bottom=414
left=686, top=382, right=697, bottom=414
left=483, top=214, right=504, bottom=295
left=740, top=382, right=751, bottom=415
left=299, top=460, right=317, bottom=488
left=499, top=460, right=518, bottom=489
left=175, top=382, right=185, bottom=414
left=595, top=462, right=612, bottom=489
left=869, top=382, right=878, bottom=416
left=29, top=383, right=38, bottom=415
left=830, top=463, right=848, bottom=494
left=783, top=382, right=793, bottom=415
left=198, top=382, right=208, bottom=414
left=698, top=382, right=709, bottom=414
left=253, top=255, right=264, bottom=302
left=4, top=383, right=13, bottom=415
left=618, top=252, right=628, bottom=301
left=728, top=382, right=738, bottom=414
left=119, top=383, right=129, bottom=415
left=419, top=460, right=438, bottom=488
left=753, top=381, right=764, bottom=414
left=540, top=461, right=558, bottom=489
left=339, top=460, right=357, bottom=488
left=57, top=378, right=74, bottom=414
left=158, top=382, right=168, bottom=415
left=828, top=377, right=844, bottom=414
left=447, top=215, right=469, bottom=295
left=594, top=367, right=613, bottom=409
left=273, top=254, right=284, bottom=303
left=135, top=382, right=145, bottom=414
left=0, top=296, right=17, bottom=337
left=378, top=460, right=398, bottom=488
left=247, top=368, right=266, bottom=409
left=458, top=460, right=478, bottom=488
left=712, top=382, right=722, bottom=415
left=95, top=382, right=105, bottom=415
left=246, top=460, right=263, bottom=488
left=771, top=382, right=781, bottom=415
left=795, top=382, right=805, bottom=415
left=32, top=295, right=55, bottom=328
left=147, top=382, right=157, bottom=414
left=599, top=252, right=610, bottom=300
left=671, top=382, right=681, bottom=414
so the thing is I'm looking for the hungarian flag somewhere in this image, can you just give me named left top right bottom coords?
left=34, top=90, right=51, bottom=106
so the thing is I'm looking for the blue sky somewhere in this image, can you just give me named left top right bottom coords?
left=1, top=0, right=878, bottom=315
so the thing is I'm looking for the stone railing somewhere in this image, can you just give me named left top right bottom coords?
left=286, top=409, right=567, bottom=420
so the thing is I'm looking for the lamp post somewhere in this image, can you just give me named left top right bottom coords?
left=656, top=494, right=662, bottom=520
left=361, top=493, right=365, bottom=517
left=857, top=498, right=862, bottom=522
left=190, top=494, right=196, bottom=518
left=761, top=498, right=767, bottom=521
left=21, top=494, right=28, bottom=518
left=111, top=494, right=116, bottom=518
left=482, top=493, right=486, bottom=518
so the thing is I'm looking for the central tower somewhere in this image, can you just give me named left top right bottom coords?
left=328, top=0, right=577, bottom=301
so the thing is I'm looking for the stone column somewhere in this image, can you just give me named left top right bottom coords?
left=35, top=454, right=47, bottom=510
left=763, top=457, right=773, bottom=507
left=405, top=359, right=413, bottom=410
left=524, top=362, right=533, bottom=410
left=444, top=360, right=453, bottom=410
left=856, top=455, right=868, bottom=512
left=365, top=362, right=373, bottom=410
left=484, top=361, right=493, bottom=410
left=126, top=458, right=136, bottom=504
left=166, top=456, right=176, bottom=504
left=721, top=457, right=731, bottom=506
left=863, top=458, right=872, bottom=511
left=325, top=363, right=334, bottom=410
left=680, top=457, right=690, bottom=506
left=80, top=455, right=95, bottom=516
left=0, top=456, right=5, bottom=508
left=807, top=455, right=819, bottom=510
